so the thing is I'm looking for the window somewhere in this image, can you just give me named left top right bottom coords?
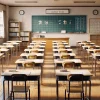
left=0, top=11, right=4, bottom=38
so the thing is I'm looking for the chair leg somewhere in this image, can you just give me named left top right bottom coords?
left=68, top=93, right=70, bottom=100
left=29, top=89, right=30, bottom=100
left=65, top=89, right=66, bottom=100
left=25, top=92, right=27, bottom=100
left=83, top=92, right=84, bottom=100
left=13, top=92, right=14, bottom=100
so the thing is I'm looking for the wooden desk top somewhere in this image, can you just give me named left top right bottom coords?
left=56, top=69, right=92, bottom=76
left=2, top=69, right=41, bottom=76
left=15, top=59, right=44, bottom=64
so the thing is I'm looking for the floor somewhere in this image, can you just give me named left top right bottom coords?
left=0, top=47, right=100, bottom=100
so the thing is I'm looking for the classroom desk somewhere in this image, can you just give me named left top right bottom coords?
left=55, top=69, right=92, bottom=100
left=32, top=41, right=46, bottom=43
left=3, top=42, right=19, bottom=55
left=78, top=43, right=95, bottom=47
left=20, top=53, right=44, bottom=59
left=91, top=53, right=100, bottom=76
left=86, top=49, right=100, bottom=54
left=7, top=41, right=22, bottom=43
left=52, top=43, right=68, bottom=45
left=0, top=48, right=9, bottom=64
left=53, top=45, right=70, bottom=49
left=0, top=45, right=14, bottom=58
left=24, top=48, right=45, bottom=53
left=82, top=45, right=100, bottom=50
left=2, top=69, right=41, bottom=100
left=52, top=41, right=67, bottom=43
left=53, top=49, right=73, bottom=53
left=53, top=53, right=76, bottom=59
left=7, top=41, right=22, bottom=51
left=30, top=42, right=46, bottom=46
left=15, top=59, right=44, bottom=69
left=54, top=59, right=82, bottom=68
left=27, top=45, right=45, bottom=49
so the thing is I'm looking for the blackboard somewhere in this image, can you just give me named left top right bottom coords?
left=32, top=15, right=86, bottom=33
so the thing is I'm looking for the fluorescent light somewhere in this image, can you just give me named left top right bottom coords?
left=15, top=0, right=38, bottom=3
left=74, top=1, right=96, bottom=3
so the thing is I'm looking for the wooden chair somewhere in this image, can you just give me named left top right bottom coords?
left=60, top=55, right=70, bottom=59
left=30, top=50, right=38, bottom=53
left=63, top=61, right=74, bottom=69
left=11, top=74, right=30, bottom=100
left=59, top=50, right=68, bottom=53
left=95, top=50, right=100, bottom=53
left=58, top=45, right=65, bottom=49
left=65, top=74, right=84, bottom=100
left=24, top=62, right=35, bottom=69
left=28, top=55, right=37, bottom=59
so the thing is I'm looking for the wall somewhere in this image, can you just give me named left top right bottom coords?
left=9, top=7, right=100, bottom=46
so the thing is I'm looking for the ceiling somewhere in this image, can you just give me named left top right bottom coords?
left=0, top=0, right=100, bottom=7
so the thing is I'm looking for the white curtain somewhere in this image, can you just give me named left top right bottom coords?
left=0, top=11, right=4, bottom=38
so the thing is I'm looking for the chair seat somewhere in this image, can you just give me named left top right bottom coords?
left=67, top=87, right=83, bottom=93
left=13, top=86, right=30, bottom=92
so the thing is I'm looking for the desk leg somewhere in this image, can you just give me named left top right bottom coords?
left=85, top=80, right=91, bottom=100
left=92, top=58, right=94, bottom=72
left=56, top=78, right=58, bottom=100
left=94, top=59, right=97, bottom=76
left=8, top=80, right=9, bottom=98
left=89, top=80, right=91, bottom=100
left=38, top=77, right=40, bottom=100
left=85, top=81, right=87, bottom=97
left=1, top=58, right=3, bottom=72
left=3, top=80, right=5, bottom=100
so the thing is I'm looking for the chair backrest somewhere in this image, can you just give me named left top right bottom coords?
left=28, top=55, right=37, bottom=59
left=59, top=50, right=68, bottom=53
left=30, top=50, right=38, bottom=53
left=68, top=74, right=84, bottom=92
left=68, top=74, right=83, bottom=81
left=63, top=61, right=74, bottom=68
left=11, top=74, right=27, bottom=81
left=89, top=46, right=95, bottom=49
left=24, top=62, right=35, bottom=68
left=95, top=50, right=100, bottom=53
left=58, top=45, right=65, bottom=49
left=60, top=55, right=70, bottom=59
left=11, top=74, right=27, bottom=92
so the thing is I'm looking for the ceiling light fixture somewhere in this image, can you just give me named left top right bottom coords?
left=74, top=0, right=96, bottom=3
left=15, top=0, right=38, bottom=3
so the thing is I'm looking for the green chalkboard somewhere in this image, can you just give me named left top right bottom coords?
left=32, top=15, right=86, bottom=33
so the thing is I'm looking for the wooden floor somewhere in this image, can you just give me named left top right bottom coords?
left=0, top=48, right=100, bottom=100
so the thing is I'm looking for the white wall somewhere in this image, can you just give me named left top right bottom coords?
left=9, top=7, right=100, bottom=46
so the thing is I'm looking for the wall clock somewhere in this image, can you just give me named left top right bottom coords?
left=19, top=10, right=25, bottom=15
left=93, top=10, right=99, bottom=15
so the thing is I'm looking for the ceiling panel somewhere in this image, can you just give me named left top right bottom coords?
left=0, top=0, right=100, bottom=6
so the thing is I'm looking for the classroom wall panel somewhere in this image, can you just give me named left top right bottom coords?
left=9, top=7, right=100, bottom=33
left=8, top=7, right=100, bottom=45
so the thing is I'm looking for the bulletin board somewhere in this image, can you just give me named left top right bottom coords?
left=89, top=18, right=100, bottom=33
left=32, top=15, right=86, bottom=33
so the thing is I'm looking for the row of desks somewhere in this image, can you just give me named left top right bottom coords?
left=77, top=41, right=100, bottom=76
left=53, top=41, right=92, bottom=100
